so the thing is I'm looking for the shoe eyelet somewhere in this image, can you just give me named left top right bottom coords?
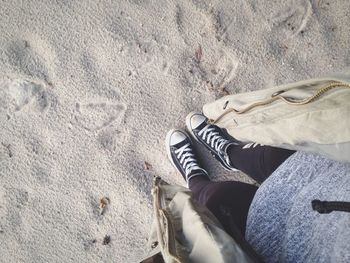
left=151, top=241, right=158, bottom=249
left=272, top=90, right=285, bottom=97
left=223, top=101, right=229, bottom=109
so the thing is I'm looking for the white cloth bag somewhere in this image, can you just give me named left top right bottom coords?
left=203, top=73, right=350, bottom=163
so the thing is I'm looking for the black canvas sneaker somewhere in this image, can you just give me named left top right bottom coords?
left=186, top=112, right=239, bottom=171
left=166, top=129, right=208, bottom=186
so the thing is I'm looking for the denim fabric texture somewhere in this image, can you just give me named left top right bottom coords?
left=246, top=151, right=350, bottom=263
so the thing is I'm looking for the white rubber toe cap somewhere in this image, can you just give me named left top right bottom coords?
left=168, top=130, right=187, bottom=146
left=188, top=112, right=207, bottom=129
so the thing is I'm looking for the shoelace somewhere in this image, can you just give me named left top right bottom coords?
left=198, top=125, right=230, bottom=153
left=174, top=143, right=201, bottom=176
left=242, top=142, right=262, bottom=149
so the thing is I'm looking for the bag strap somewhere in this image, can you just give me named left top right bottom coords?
left=209, top=81, right=350, bottom=124
left=152, top=178, right=183, bottom=263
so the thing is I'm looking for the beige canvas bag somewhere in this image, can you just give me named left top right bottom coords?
left=140, top=177, right=258, bottom=263
left=203, top=72, right=350, bottom=163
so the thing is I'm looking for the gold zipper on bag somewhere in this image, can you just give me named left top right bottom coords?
left=209, top=81, right=350, bottom=124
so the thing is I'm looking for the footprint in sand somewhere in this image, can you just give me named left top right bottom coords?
left=4, top=188, right=29, bottom=231
left=6, top=37, right=55, bottom=83
left=210, top=49, right=238, bottom=89
left=271, top=0, right=312, bottom=39
left=173, top=2, right=239, bottom=92
left=97, top=128, right=121, bottom=151
left=80, top=53, right=121, bottom=100
left=75, top=101, right=127, bottom=131
left=1, top=79, right=50, bottom=114
left=1, top=35, right=56, bottom=115
left=31, top=164, right=52, bottom=185
left=181, top=47, right=238, bottom=93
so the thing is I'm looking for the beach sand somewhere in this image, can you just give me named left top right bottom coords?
left=0, top=0, right=349, bottom=262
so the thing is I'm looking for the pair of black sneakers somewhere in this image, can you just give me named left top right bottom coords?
left=166, top=112, right=239, bottom=186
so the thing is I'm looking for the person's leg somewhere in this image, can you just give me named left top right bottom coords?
left=164, top=127, right=262, bottom=255
left=165, top=128, right=257, bottom=235
left=189, top=176, right=258, bottom=235
left=186, top=112, right=296, bottom=184
left=227, top=144, right=295, bottom=183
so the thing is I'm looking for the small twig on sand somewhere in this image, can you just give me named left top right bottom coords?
left=144, top=161, right=153, bottom=171
left=99, top=197, right=110, bottom=215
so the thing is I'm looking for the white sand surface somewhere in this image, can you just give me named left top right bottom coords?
left=0, top=0, right=349, bottom=262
